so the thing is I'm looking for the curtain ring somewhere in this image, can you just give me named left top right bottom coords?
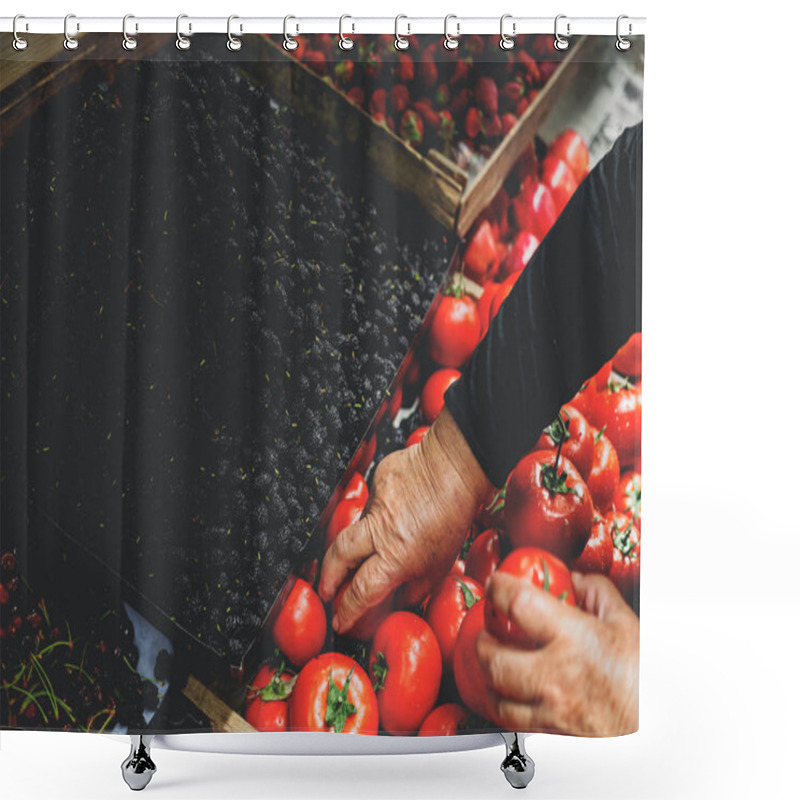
left=443, top=14, right=460, bottom=51
left=283, top=15, right=299, bottom=51
left=227, top=15, right=242, bottom=51
left=122, top=15, right=138, bottom=51
left=63, top=13, right=79, bottom=51
left=616, top=15, right=632, bottom=51
left=176, top=14, right=191, bottom=50
left=339, top=14, right=354, bottom=50
left=499, top=14, right=516, bottom=51
left=12, top=15, right=28, bottom=51
left=554, top=14, right=570, bottom=51
left=394, top=14, right=410, bottom=51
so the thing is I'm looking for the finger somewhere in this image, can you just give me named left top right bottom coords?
left=319, top=516, right=374, bottom=602
left=395, top=575, right=434, bottom=609
left=571, top=572, right=631, bottom=621
left=484, top=688, right=542, bottom=731
left=332, top=554, right=395, bottom=634
left=487, top=572, right=582, bottom=646
left=475, top=630, right=545, bottom=703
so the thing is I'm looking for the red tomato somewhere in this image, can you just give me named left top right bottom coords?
left=607, top=512, right=641, bottom=609
left=420, top=368, right=461, bottom=423
left=326, top=497, right=365, bottom=549
left=541, top=154, right=578, bottom=214
left=289, top=652, right=379, bottom=734
left=272, top=578, right=327, bottom=668
left=511, top=179, right=558, bottom=240
left=571, top=514, right=614, bottom=575
left=418, top=703, right=469, bottom=736
left=476, top=488, right=506, bottom=531
left=534, top=405, right=593, bottom=481
left=569, top=376, right=597, bottom=419
left=477, top=281, right=501, bottom=338
left=463, top=219, right=499, bottom=282
left=489, top=272, right=521, bottom=322
left=485, top=547, right=576, bottom=646
left=388, top=388, right=403, bottom=420
left=352, top=433, right=377, bottom=474
left=450, top=557, right=466, bottom=577
left=548, top=129, right=589, bottom=181
left=331, top=578, right=394, bottom=641
left=613, top=332, right=642, bottom=379
left=424, top=575, right=483, bottom=672
left=369, top=612, right=443, bottom=735
left=588, top=376, right=642, bottom=469
left=464, top=528, right=503, bottom=588
left=244, top=664, right=295, bottom=732
left=405, top=426, right=429, bottom=448
left=500, top=231, right=539, bottom=279
left=614, top=471, right=641, bottom=522
left=343, top=472, right=368, bottom=506
left=429, top=292, right=482, bottom=368
left=586, top=429, right=620, bottom=514
left=505, top=450, right=594, bottom=562
left=453, top=600, right=491, bottom=720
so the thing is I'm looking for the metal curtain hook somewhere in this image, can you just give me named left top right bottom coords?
left=394, top=14, right=410, bottom=51
left=500, top=14, right=516, bottom=50
left=12, top=14, right=28, bottom=51
left=443, top=14, right=460, bottom=50
left=616, top=15, right=632, bottom=51
left=227, top=15, right=242, bottom=51
left=283, top=15, right=299, bottom=51
left=554, top=14, right=570, bottom=51
left=122, top=15, right=137, bottom=51
left=176, top=14, right=191, bottom=50
left=339, top=14, right=354, bottom=50
left=64, top=13, right=79, bottom=51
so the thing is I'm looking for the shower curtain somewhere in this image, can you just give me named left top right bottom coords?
left=1, top=28, right=643, bottom=737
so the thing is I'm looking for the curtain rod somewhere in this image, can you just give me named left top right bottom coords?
left=1, top=16, right=646, bottom=37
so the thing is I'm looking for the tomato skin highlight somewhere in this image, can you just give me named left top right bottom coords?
left=453, top=600, right=492, bottom=720
left=424, top=575, right=484, bottom=672
left=534, top=405, right=594, bottom=481
left=420, top=368, right=461, bottom=423
left=511, top=180, right=557, bottom=241
left=571, top=514, right=614, bottom=576
left=485, top=547, right=576, bottom=646
left=586, top=430, right=621, bottom=514
left=289, top=652, right=379, bottom=734
left=418, top=703, right=470, bottom=736
left=369, top=612, right=443, bottom=735
left=505, top=450, right=594, bottom=562
left=541, top=154, right=578, bottom=214
left=326, top=498, right=365, bottom=549
left=343, top=472, right=368, bottom=506
left=271, top=578, right=327, bottom=669
left=429, top=293, right=482, bottom=368
left=464, top=528, right=503, bottom=588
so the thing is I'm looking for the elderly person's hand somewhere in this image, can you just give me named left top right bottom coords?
left=477, top=571, right=639, bottom=736
left=319, top=407, right=492, bottom=633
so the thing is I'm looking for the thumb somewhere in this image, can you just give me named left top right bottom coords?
left=571, top=572, right=631, bottom=621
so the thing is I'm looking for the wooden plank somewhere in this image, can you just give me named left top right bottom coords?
left=426, top=148, right=468, bottom=187
left=182, top=674, right=257, bottom=733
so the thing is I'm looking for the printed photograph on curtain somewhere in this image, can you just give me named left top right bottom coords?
left=1, top=31, right=643, bottom=736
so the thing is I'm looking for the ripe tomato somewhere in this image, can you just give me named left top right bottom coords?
left=475, top=488, right=506, bottom=531
left=489, top=272, right=521, bottom=322
left=607, top=512, right=641, bottom=609
left=405, top=425, right=429, bottom=448
left=343, top=472, right=368, bottom=506
left=541, top=154, right=578, bottom=214
left=500, top=230, right=539, bottom=279
left=464, top=528, right=503, bottom=588
left=571, top=514, right=614, bottom=575
left=244, top=663, right=295, bottom=732
left=289, top=652, right=379, bottom=734
left=418, top=703, right=470, bottom=736
left=505, top=450, right=594, bottom=562
left=332, top=578, right=394, bottom=641
left=588, top=376, right=641, bottom=469
left=476, top=281, right=501, bottom=338
left=420, top=368, right=461, bottom=423
left=613, top=332, right=642, bottom=379
left=463, top=218, right=499, bottom=282
left=369, top=612, right=442, bottom=735
left=424, top=575, right=483, bottom=672
left=586, top=429, right=620, bottom=514
left=569, top=376, right=597, bottom=419
left=326, top=497, right=365, bottom=549
left=450, top=557, right=466, bottom=577
left=429, top=291, right=482, bottom=368
left=511, top=179, right=557, bottom=240
left=271, top=578, right=327, bottom=668
left=614, top=470, right=641, bottom=522
left=534, top=405, right=593, bottom=481
left=548, top=129, right=589, bottom=181
left=485, top=547, right=576, bottom=646
left=453, top=600, right=492, bottom=720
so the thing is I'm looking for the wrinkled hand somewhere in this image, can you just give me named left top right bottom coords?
left=477, top=571, right=639, bottom=736
left=319, top=408, right=492, bottom=633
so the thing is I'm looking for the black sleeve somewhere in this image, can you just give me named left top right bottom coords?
left=445, top=122, right=642, bottom=488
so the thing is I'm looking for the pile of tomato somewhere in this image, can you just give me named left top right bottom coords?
left=242, top=129, right=642, bottom=737
left=277, top=34, right=559, bottom=169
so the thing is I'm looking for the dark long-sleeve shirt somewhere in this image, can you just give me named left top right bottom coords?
left=445, top=123, right=643, bottom=488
